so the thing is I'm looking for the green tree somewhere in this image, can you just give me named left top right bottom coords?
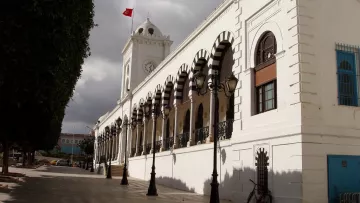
left=0, top=0, right=95, bottom=173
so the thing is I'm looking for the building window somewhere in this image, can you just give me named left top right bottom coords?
left=256, top=81, right=277, bottom=113
left=62, top=139, right=65, bottom=143
left=336, top=44, right=360, bottom=106
left=75, top=140, right=78, bottom=144
left=254, top=31, right=277, bottom=114
left=66, top=139, right=69, bottom=144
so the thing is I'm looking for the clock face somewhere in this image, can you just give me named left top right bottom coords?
left=143, top=61, right=155, bottom=73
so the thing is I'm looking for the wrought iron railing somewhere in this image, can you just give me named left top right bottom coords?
left=340, top=192, right=360, bottom=203
left=163, top=137, right=174, bottom=150
left=130, top=148, right=136, bottom=157
left=217, top=119, right=234, bottom=140
left=177, top=132, right=189, bottom=148
left=155, top=140, right=162, bottom=153
left=195, top=126, right=209, bottom=144
left=139, top=145, right=143, bottom=155
left=146, top=143, right=152, bottom=154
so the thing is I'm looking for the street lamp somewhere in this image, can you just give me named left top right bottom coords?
left=147, top=103, right=170, bottom=196
left=193, top=70, right=238, bottom=203
left=120, top=116, right=137, bottom=185
left=105, top=126, right=112, bottom=179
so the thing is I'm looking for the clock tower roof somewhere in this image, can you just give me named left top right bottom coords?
left=134, top=18, right=163, bottom=37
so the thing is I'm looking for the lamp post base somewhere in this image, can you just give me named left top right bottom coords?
left=146, top=168, right=158, bottom=196
left=106, top=164, right=112, bottom=179
left=209, top=172, right=219, bottom=203
left=121, top=166, right=128, bottom=185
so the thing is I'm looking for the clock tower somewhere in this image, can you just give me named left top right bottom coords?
left=120, top=18, right=173, bottom=100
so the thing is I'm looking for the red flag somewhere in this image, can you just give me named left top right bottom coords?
left=123, top=8, right=133, bottom=17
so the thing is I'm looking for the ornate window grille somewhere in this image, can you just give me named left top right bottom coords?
left=255, top=148, right=269, bottom=195
left=336, top=43, right=360, bottom=106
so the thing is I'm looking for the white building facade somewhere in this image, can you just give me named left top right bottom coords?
left=93, top=0, right=360, bottom=202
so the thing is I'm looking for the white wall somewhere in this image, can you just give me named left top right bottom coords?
left=298, top=0, right=360, bottom=202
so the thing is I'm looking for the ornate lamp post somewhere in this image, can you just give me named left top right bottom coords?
left=105, top=126, right=112, bottom=179
left=147, top=103, right=170, bottom=196
left=193, top=70, right=238, bottom=203
left=120, top=117, right=137, bottom=185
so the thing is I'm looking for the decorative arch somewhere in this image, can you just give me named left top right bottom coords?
left=153, top=84, right=163, bottom=105
left=145, top=92, right=153, bottom=105
left=189, top=49, right=210, bottom=91
left=137, top=106, right=144, bottom=123
left=132, top=106, right=137, bottom=121
left=162, top=75, right=175, bottom=107
left=208, top=31, right=236, bottom=77
left=138, top=98, right=145, bottom=107
left=174, top=63, right=190, bottom=101
left=249, top=21, right=284, bottom=68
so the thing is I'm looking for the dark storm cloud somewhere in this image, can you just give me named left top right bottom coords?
left=62, top=0, right=223, bottom=134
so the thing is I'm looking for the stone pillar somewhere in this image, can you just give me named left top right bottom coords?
left=207, top=90, right=215, bottom=143
left=142, top=117, right=147, bottom=155
left=135, top=123, right=141, bottom=155
left=188, top=96, right=195, bottom=147
left=160, top=115, right=166, bottom=152
left=173, top=104, right=179, bottom=149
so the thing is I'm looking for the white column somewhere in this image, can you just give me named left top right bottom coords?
left=160, top=115, right=166, bottom=152
left=135, top=124, right=141, bottom=155
left=187, top=96, right=195, bottom=147
left=173, top=104, right=179, bottom=149
left=207, top=90, right=215, bottom=143
left=142, top=117, right=147, bottom=155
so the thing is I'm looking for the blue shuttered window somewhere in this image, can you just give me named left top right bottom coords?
left=336, top=44, right=359, bottom=107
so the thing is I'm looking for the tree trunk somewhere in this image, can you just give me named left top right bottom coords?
left=31, top=150, right=35, bottom=164
left=27, top=152, right=32, bottom=166
left=22, top=151, right=26, bottom=167
left=2, top=142, right=9, bottom=174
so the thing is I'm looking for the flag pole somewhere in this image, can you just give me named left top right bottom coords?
left=130, top=8, right=135, bottom=35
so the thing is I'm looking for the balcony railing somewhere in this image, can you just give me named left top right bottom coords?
left=146, top=143, right=152, bottom=154
left=217, top=119, right=234, bottom=140
left=177, top=132, right=189, bottom=148
left=130, top=148, right=136, bottom=157
left=155, top=140, right=162, bottom=153
left=163, top=137, right=174, bottom=151
left=195, top=126, right=209, bottom=144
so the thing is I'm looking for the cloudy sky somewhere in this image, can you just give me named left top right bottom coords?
left=62, top=0, right=224, bottom=134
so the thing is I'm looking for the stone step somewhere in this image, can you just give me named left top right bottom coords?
left=111, top=165, right=124, bottom=177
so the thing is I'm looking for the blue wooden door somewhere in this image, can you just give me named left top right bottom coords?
left=328, top=155, right=360, bottom=203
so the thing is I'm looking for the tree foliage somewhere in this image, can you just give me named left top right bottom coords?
left=78, top=137, right=95, bottom=156
left=0, top=0, right=95, bottom=172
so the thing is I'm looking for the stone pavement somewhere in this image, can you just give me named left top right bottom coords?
left=0, top=166, right=231, bottom=203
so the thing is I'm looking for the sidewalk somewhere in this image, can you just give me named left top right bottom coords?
left=0, top=166, right=231, bottom=203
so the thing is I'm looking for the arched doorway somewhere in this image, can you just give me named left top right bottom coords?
left=180, top=109, right=190, bottom=148
left=195, top=103, right=205, bottom=144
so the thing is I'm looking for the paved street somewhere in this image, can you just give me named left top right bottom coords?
left=0, top=166, right=229, bottom=203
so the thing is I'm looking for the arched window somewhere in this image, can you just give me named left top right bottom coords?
left=254, top=31, right=277, bottom=114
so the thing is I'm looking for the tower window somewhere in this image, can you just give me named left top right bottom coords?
left=148, top=28, right=154, bottom=35
left=138, top=28, right=144, bottom=34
